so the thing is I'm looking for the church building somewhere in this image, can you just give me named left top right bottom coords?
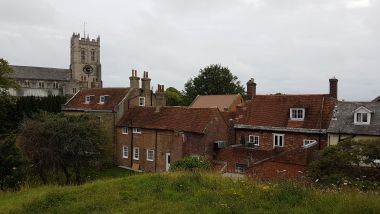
left=8, top=33, right=102, bottom=97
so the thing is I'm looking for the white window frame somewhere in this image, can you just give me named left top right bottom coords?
left=248, top=135, right=259, bottom=146
left=122, top=127, right=128, bottom=134
left=132, top=128, right=141, bottom=134
left=122, top=146, right=128, bottom=159
left=99, top=95, right=105, bottom=104
left=85, top=95, right=94, bottom=104
left=133, top=147, right=139, bottom=160
left=139, top=97, right=145, bottom=106
left=354, top=112, right=370, bottom=125
left=146, top=149, right=154, bottom=161
left=303, top=139, right=317, bottom=147
left=273, top=134, right=285, bottom=148
left=290, top=108, right=305, bottom=121
left=99, top=95, right=109, bottom=104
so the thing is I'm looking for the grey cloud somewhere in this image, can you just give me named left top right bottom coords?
left=0, top=0, right=378, bottom=101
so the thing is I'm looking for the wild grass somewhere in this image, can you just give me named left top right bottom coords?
left=0, top=172, right=379, bottom=214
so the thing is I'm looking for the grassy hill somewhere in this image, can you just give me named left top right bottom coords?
left=0, top=172, right=379, bottom=214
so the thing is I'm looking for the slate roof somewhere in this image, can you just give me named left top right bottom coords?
left=372, top=96, right=380, bottom=102
left=235, top=94, right=337, bottom=130
left=327, top=102, right=380, bottom=136
left=189, top=94, right=243, bottom=112
left=118, top=107, right=222, bottom=134
left=9, top=65, right=70, bottom=81
left=64, top=88, right=130, bottom=111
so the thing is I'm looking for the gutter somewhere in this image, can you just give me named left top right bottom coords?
left=234, top=124, right=326, bottom=134
left=62, top=108, right=114, bottom=113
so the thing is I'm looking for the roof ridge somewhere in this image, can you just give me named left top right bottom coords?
left=10, top=65, right=68, bottom=70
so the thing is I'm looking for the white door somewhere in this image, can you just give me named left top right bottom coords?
left=165, top=153, right=171, bottom=171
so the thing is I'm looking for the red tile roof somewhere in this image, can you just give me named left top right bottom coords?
left=64, top=88, right=130, bottom=111
left=236, top=94, right=336, bottom=129
left=118, top=107, right=222, bottom=134
left=190, top=94, right=243, bottom=112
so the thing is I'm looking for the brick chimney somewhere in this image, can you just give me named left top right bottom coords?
left=129, top=69, right=140, bottom=88
left=246, top=78, right=256, bottom=100
left=155, top=84, right=166, bottom=112
left=329, top=77, right=338, bottom=99
left=141, top=71, right=151, bottom=93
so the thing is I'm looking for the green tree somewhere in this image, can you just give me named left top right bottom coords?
left=183, top=64, right=245, bottom=105
left=0, top=134, right=26, bottom=191
left=310, top=139, right=380, bottom=186
left=17, top=113, right=107, bottom=184
left=165, top=87, right=185, bottom=106
left=0, top=58, right=19, bottom=90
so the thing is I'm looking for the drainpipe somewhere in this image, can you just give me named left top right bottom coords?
left=130, top=123, right=134, bottom=168
left=155, top=130, right=158, bottom=172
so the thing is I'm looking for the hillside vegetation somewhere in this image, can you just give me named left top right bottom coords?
left=0, top=172, right=379, bottom=214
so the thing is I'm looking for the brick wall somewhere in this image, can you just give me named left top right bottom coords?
left=247, top=161, right=307, bottom=181
left=215, top=129, right=326, bottom=178
left=235, top=130, right=327, bottom=151
left=116, top=111, right=229, bottom=172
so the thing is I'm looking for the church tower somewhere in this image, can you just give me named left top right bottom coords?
left=70, top=33, right=102, bottom=89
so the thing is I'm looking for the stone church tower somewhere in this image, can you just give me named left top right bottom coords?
left=68, top=33, right=102, bottom=94
left=8, top=32, right=103, bottom=97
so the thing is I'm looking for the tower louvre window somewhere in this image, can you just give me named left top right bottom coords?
left=91, top=50, right=95, bottom=62
left=81, top=49, right=86, bottom=62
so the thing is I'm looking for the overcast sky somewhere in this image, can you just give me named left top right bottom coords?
left=0, top=0, right=379, bottom=101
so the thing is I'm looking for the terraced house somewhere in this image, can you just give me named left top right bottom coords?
left=63, top=70, right=166, bottom=164
left=216, top=78, right=338, bottom=179
left=116, top=106, right=228, bottom=172
left=327, top=101, right=380, bottom=145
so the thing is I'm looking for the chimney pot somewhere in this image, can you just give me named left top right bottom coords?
left=329, top=77, right=338, bottom=99
left=246, top=78, right=257, bottom=100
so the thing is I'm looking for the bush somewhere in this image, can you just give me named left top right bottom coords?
left=0, top=134, right=26, bottom=191
left=310, top=139, right=380, bottom=189
left=170, top=157, right=211, bottom=171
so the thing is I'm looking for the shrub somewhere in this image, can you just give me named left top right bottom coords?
left=0, top=134, right=26, bottom=191
left=170, top=157, right=211, bottom=171
left=310, top=139, right=380, bottom=189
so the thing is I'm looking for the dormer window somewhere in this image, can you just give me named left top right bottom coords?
left=139, top=97, right=145, bottom=106
left=290, top=108, right=305, bottom=121
left=99, top=95, right=109, bottom=104
left=85, top=95, right=94, bottom=104
left=353, top=106, right=372, bottom=125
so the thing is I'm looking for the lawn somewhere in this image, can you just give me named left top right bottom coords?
left=0, top=172, right=379, bottom=214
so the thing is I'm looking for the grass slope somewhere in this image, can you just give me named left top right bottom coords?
left=0, top=172, right=379, bottom=214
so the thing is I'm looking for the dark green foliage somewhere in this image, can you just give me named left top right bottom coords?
left=0, top=134, right=26, bottom=191
left=170, top=157, right=211, bottom=171
left=183, top=64, right=245, bottom=105
left=17, top=113, right=108, bottom=185
left=0, top=94, right=67, bottom=136
left=16, top=95, right=67, bottom=116
left=0, top=58, right=19, bottom=90
left=165, top=87, right=185, bottom=106
left=310, top=139, right=380, bottom=189
left=0, top=91, right=20, bottom=135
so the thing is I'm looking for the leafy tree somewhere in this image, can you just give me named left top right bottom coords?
left=0, top=134, right=26, bottom=191
left=183, top=64, right=245, bottom=105
left=0, top=58, right=19, bottom=90
left=17, top=113, right=107, bottom=185
left=165, top=87, right=185, bottom=106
